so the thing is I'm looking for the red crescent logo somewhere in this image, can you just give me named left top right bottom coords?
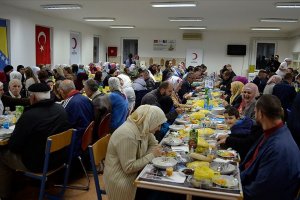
left=192, top=53, right=198, bottom=60
left=72, top=37, right=77, bottom=49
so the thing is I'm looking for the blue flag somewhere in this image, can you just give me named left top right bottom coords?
left=0, top=19, right=10, bottom=70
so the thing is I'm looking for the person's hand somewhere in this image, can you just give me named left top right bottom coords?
left=195, top=87, right=202, bottom=92
left=152, top=146, right=164, bottom=157
left=222, top=100, right=229, bottom=107
left=176, top=107, right=184, bottom=114
left=217, top=134, right=229, bottom=145
left=183, top=93, right=193, bottom=99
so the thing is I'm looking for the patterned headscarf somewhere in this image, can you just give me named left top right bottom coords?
left=230, top=81, right=244, bottom=105
left=128, top=105, right=167, bottom=137
left=168, top=76, right=182, bottom=91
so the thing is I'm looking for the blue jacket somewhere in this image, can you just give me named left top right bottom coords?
left=62, top=92, right=94, bottom=155
left=109, top=91, right=128, bottom=131
left=240, top=125, right=300, bottom=200
left=230, top=117, right=253, bottom=135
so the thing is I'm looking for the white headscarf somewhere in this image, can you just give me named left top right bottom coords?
left=128, top=105, right=167, bottom=137
left=118, top=74, right=132, bottom=88
left=9, top=71, right=22, bottom=81
left=108, top=77, right=122, bottom=92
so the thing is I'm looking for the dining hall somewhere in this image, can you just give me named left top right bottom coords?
left=0, top=0, right=300, bottom=200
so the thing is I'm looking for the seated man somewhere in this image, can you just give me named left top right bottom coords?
left=141, top=81, right=183, bottom=124
left=0, top=83, right=70, bottom=199
left=2, top=79, right=30, bottom=112
left=59, top=80, right=93, bottom=154
left=240, top=95, right=300, bottom=200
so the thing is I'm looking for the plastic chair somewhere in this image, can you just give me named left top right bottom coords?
left=17, top=129, right=75, bottom=200
left=88, top=134, right=111, bottom=200
left=58, top=121, right=95, bottom=191
left=97, top=113, right=111, bottom=139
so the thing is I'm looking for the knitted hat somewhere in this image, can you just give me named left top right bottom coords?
left=28, top=83, right=51, bottom=92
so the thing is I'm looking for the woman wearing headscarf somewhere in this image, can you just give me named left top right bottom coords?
left=108, top=77, right=129, bottom=132
left=118, top=74, right=136, bottom=114
left=238, top=83, right=259, bottom=119
left=263, top=75, right=282, bottom=95
left=232, top=76, right=248, bottom=85
left=223, top=81, right=244, bottom=109
left=168, top=76, right=192, bottom=109
left=104, top=105, right=166, bottom=200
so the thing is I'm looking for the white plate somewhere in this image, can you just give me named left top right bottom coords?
left=163, top=137, right=183, bottom=146
left=152, top=157, right=177, bottom=169
left=175, top=118, right=189, bottom=124
left=210, top=162, right=236, bottom=175
left=169, top=125, right=185, bottom=131
left=217, top=150, right=237, bottom=158
left=212, top=175, right=239, bottom=188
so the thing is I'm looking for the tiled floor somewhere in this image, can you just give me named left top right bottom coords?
left=12, top=171, right=108, bottom=200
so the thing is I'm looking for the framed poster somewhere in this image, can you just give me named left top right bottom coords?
left=153, top=39, right=176, bottom=51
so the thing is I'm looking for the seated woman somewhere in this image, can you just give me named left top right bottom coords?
left=238, top=83, right=259, bottom=119
left=223, top=81, right=244, bottom=109
left=168, top=76, right=192, bottom=109
left=2, top=79, right=30, bottom=111
left=103, top=105, right=166, bottom=200
left=108, top=77, right=129, bottom=132
left=219, top=70, right=233, bottom=97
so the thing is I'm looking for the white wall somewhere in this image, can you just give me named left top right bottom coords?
left=106, top=29, right=290, bottom=76
left=0, top=3, right=107, bottom=67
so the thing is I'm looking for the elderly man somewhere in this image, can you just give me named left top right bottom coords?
left=240, top=95, right=300, bottom=200
left=141, top=81, right=183, bottom=124
left=2, top=79, right=30, bottom=112
left=84, top=79, right=111, bottom=139
left=59, top=80, right=93, bottom=153
left=0, top=83, right=70, bottom=199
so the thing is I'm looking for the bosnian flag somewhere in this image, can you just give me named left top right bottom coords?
left=0, top=19, right=10, bottom=70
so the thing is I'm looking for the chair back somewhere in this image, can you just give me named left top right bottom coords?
left=90, top=134, right=111, bottom=165
left=48, top=129, right=74, bottom=153
left=88, top=134, right=111, bottom=200
left=97, top=113, right=111, bottom=139
left=81, top=121, right=95, bottom=151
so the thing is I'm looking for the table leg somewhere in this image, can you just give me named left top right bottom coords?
left=186, top=194, right=192, bottom=200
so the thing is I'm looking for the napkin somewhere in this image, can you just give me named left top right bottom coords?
left=171, top=146, right=189, bottom=152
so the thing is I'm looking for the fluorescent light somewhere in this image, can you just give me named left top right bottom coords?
left=276, top=2, right=300, bottom=8
left=179, top=26, right=206, bottom=30
left=169, top=17, right=203, bottom=21
left=251, top=27, right=281, bottom=31
left=83, top=17, right=115, bottom=22
left=110, top=25, right=135, bottom=29
left=41, top=4, right=82, bottom=10
left=151, top=1, right=196, bottom=7
left=260, top=18, right=298, bottom=23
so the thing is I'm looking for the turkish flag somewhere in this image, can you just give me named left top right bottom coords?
left=35, top=25, right=51, bottom=65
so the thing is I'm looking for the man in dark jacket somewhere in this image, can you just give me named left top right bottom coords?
left=0, top=83, right=70, bottom=199
left=141, top=81, right=183, bottom=124
left=272, top=73, right=297, bottom=121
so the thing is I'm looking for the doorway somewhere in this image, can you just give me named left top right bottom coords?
left=255, top=42, right=275, bottom=69
left=122, top=39, right=138, bottom=64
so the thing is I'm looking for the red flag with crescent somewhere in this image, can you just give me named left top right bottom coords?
left=35, top=25, right=51, bottom=65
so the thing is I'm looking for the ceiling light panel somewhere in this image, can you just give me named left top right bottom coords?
left=83, top=17, right=115, bottom=22
left=275, top=2, right=300, bottom=8
left=41, top=4, right=82, bottom=10
left=151, top=1, right=196, bottom=8
left=110, top=25, right=135, bottom=29
left=260, top=18, right=298, bottom=23
left=169, top=17, right=203, bottom=21
left=179, top=26, right=206, bottom=30
left=251, top=27, right=281, bottom=31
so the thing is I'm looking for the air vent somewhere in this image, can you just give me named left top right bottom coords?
left=182, top=33, right=202, bottom=40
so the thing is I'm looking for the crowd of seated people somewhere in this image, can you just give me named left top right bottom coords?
left=0, top=56, right=299, bottom=200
